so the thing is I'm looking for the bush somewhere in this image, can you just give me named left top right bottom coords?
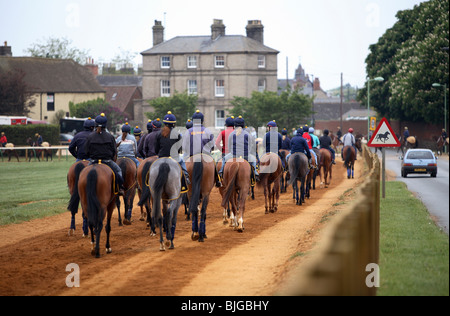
left=0, top=124, right=59, bottom=146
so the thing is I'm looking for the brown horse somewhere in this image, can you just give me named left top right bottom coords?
left=186, top=154, right=215, bottom=242
left=342, top=138, right=361, bottom=179
left=116, top=157, right=137, bottom=226
left=258, top=152, right=283, bottom=214
left=318, top=148, right=333, bottom=187
left=221, top=158, right=252, bottom=232
left=436, top=136, right=448, bottom=155
left=26, top=138, right=52, bottom=161
left=3, top=143, right=20, bottom=162
left=78, top=163, right=117, bottom=258
left=137, top=156, right=158, bottom=235
left=67, top=160, right=89, bottom=237
left=279, top=149, right=290, bottom=193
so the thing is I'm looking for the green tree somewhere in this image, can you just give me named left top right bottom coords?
left=25, top=37, right=89, bottom=64
left=146, top=91, right=198, bottom=124
left=0, top=69, right=36, bottom=116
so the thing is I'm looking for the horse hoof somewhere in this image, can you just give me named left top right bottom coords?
left=106, top=248, right=112, bottom=254
left=169, top=244, right=175, bottom=250
left=265, top=210, right=269, bottom=214
left=160, top=243, right=165, bottom=251
left=123, top=219, right=131, bottom=226
left=223, top=219, right=228, bottom=225
left=68, top=229, right=74, bottom=237
left=191, top=232, right=199, bottom=241
left=165, top=240, right=171, bottom=248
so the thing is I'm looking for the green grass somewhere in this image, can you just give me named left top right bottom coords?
left=378, top=181, right=449, bottom=296
left=0, top=158, right=76, bottom=225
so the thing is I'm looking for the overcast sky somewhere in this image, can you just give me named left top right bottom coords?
left=0, top=0, right=426, bottom=91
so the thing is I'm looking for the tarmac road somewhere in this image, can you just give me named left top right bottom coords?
left=375, top=148, right=449, bottom=235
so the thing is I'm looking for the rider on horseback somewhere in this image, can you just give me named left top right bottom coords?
left=116, top=122, right=140, bottom=167
left=85, top=113, right=125, bottom=195
left=319, top=129, right=336, bottom=164
left=342, top=128, right=357, bottom=160
left=218, top=115, right=259, bottom=182
left=286, top=128, right=312, bottom=168
left=302, top=125, right=318, bottom=168
left=154, top=111, right=190, bottom=189
left=263, top=120, right=283, bottom=167
left=69, top=117, right=95, bottom=161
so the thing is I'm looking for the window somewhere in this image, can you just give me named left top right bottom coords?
left=161, top=80, right=170, bottom=97
left=258, top=55, right=266, bottom=68
left=187, top=56, right=197, bottom=68
left=161, top=56, right=170, bottom=68
left=47, top=93, right=55, bottom=111
left=187, top=80, right=197, bottom=95
left=215, top=55, right=225, bottom=68
left=111, top=92, right=117, bottom=101
left=258, top=79, right=266, bottom=92
left=215, top=80, right=225, bottom=97
left=216, top=110, right=225, bottom=129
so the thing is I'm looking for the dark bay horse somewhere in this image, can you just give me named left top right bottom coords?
left=148, top=158, right=183, bottom=251
left=221, top=158, right=252, bottom=232
left=287, top=152, right=309, bottom=206
left=186, top=154, right=215, bottom=242
left=137, top=156, right=158, bottom=235
left=3, top=143, right=20, bottom=162
left=78, top=163, right=117, bottom=258
left=116, top=157, right=137, bottom=226
left=436, top=136, right=448, bottom=155
left=343, top=138, right=362, bottom=179
left=67, top=160, right=89, bottom=237
left=258, top=152, right=283, bottom=214
left=318, top=148, right=333, bottom=188
left=26, top=138, right=52, bottom=161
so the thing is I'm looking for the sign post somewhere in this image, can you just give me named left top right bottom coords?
left=367, top=118, right=401, bottom=198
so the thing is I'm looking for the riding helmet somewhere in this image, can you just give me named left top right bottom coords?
left=225, top=116, right=235, bottom=127
left=163, top=111, right=176, bottom=124
left=186, top=119, right=193, bottom=129
left=348, top=128, right=354, bottom=133
left=83, top=117, right=95, bottom=129
left=95, top=113, right=107, bottom=127
left=122, top=122, right=131, bottom=133
left=267, top=120, right=277, bottom=128
left=192, top=110, right=204, bottom=124
left=152, top=118, right=162, bottom=129
left=133, top=126, right=142, bottom=136
left=234, top=116, right=245, bottom=128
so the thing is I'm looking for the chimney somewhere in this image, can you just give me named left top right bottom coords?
left=84, top=57, right=99, bottom=76
left=246, top=20, right=264, bottom=44
left=153, top=20, right=164, bottom=46
left=0, top=41, right=12, bottom=56
left=211, top=19, right=225, bottom=40
left=313, top=78, right=321, bottom=91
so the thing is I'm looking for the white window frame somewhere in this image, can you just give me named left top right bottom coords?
left=215, top=110, right=225, bottom=129
left=215, top=80, right=225, bottom=97
left=258, top=55, right=266, bottom=68
left=161, top=56, right=170, bottom=68
left=187, top=56, right=197, bottom=68
left=258, top=79, right=266, bottom=92
left=187, top=80, right=198, bottom=95
left=161, top=80, right=171, bottom=97
left=215, top=55, right=225, bottom=68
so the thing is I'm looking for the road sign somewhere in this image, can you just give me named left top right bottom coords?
left=370, top=117, right=377, bottom=131
left=367, top=117, right=401, bottom=147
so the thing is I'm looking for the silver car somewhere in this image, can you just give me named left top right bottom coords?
left=401, top=148, right=438, bottom=178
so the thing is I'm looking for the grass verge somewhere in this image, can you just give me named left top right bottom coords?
left=378, top=181, right=449, bottom=296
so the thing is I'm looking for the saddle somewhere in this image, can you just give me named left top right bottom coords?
left=90, top=159, right=119, bottom=195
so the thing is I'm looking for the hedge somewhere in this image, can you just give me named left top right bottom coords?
left=0, top=124, right=60, bottom=146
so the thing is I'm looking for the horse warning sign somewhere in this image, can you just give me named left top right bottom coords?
left=368, top=117, right=401, bottom=147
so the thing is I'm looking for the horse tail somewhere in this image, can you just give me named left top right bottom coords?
left=67, top=162, right=87, bottom=214
left=151, top=162, right=170, bottom=225
left=188, top=161, right=203, bottom=216
left=137, top=161, right=153, bottom=207
left=86, top=167, right=102, bottom=231
left=287, top=154, right=300, bottom=186
left=221, top=163, right=239, bottom=208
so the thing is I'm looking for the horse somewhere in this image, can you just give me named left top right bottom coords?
left=137, top=156, right=158, bottom=235
left=78, top=162, right=117, bottom=258
left=26, top=138, right=52, bottom=161
left=147, top=158, right=183, bottom=251
left=436, top=136, right=448, bottom=155
left=310, top=148, right=321, bottom=190
left=287, top=152, right=309, bottom=206
left=279, top=149, right=290, bottom=193
left=115, top=157, right=137, bottom=226
left=257, top=152, right=283, bottom=214
left=220, top=158, right=252, bottom=232
left=375, top=131, right=391, bottom=143
left=3, top=143, right=20, bottom=162
left=342, top=138, right=362, bottom=179
left=67, top=160, right=90, bottom=237
left=330, top=133, right=342, bottom=154
left=318, top=148, right=333, bottom=188
left=186, top=154, right=216, bottom=242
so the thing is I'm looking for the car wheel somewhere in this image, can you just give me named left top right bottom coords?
left=431, top=172, right=437, bottom=178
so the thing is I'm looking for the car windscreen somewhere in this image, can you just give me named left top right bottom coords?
left=406, top=151, right=434, bottom=159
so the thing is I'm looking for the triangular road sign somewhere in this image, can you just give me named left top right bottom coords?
left=368, top=117, right=401, bottom=147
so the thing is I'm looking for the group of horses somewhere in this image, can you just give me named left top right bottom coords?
left=1, top=138, right=52, bottom=162
left=66, top=136, right=363, bottom=258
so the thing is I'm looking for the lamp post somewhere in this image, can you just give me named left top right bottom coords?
left=432, top=82, right=448, bottom=153
left=367, top=77, right=384, bottom=138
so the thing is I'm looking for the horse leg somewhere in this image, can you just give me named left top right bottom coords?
left=191, top=204, right=199, bottom=241
left=198, top=195, right=209, bottom=242
left=168, top=199, right=181, bottom=249
left=116, top=198, right=123, bottom=226
left=82, top=213, right=89, bottom=237
left=352, top=164, right=355, bottom=179
left=105, top=209, right=113, bottom=254
left=301, top=178, right=306, bottom=204
left=237, top=196, right=245, bottom=233
left=93, top=221, right=103, bottom=258
left=264, top=184, right=269, bottom=214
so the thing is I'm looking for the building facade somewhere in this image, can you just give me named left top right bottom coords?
left=139, top=19, right=279, bottom=129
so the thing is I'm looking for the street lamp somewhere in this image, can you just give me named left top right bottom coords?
left=432, top=82, right=448, bottom=153
left=367, top=76, right=384, bottom=138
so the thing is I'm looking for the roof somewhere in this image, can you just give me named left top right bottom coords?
left=97, top=75, right=142, bottom=87
left=104, top=86, right=142, bottom=112
left=141, top=35, right=279, bottom=55
left=0, top=57, right=105, bottom=93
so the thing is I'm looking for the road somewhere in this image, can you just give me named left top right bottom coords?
left=376, top=148, right=449, bottom=235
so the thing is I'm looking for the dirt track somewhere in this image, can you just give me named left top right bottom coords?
left=0, top=159, right=363, bottom=296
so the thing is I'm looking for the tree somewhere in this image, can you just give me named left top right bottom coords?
left=146, top=91, right=198, bottom=124
left=358, top=0, right=449, bottom=125
left=0, top=69, right=36, bottom=116
left=25, top=37, right=89, bottom=64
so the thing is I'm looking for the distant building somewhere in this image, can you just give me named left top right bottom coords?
left=0, top=43, right=105, bottom=122
left=139, top=19, right=279, bottom=129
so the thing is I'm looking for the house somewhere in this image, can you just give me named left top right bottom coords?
left=139, top=19, right=279, bottom=129
left=0, top=43, right=105, bottom=123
